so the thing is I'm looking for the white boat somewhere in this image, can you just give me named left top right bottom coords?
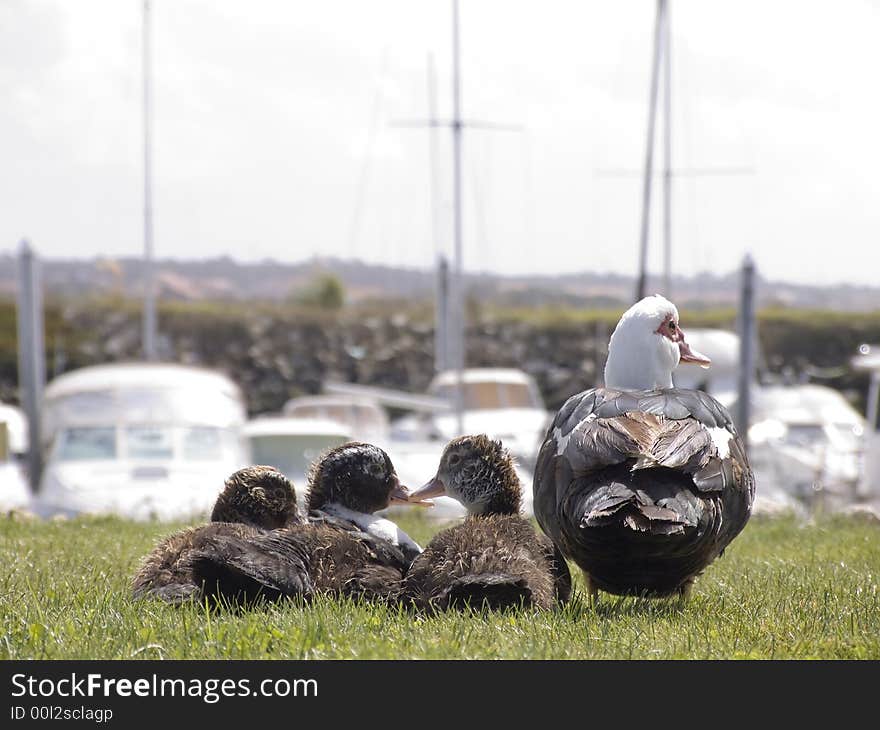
left=33, top=362, right=248, bottom=521
left=390, top=368, right=550, bottom=467
left=0, top=403, right=31, bottom=512
left=324, top=369, right=547, bottom=519
left=243, top=414, right=353, bottom=505
left=282, top=394, right=390, bottom=443
left=852, top=344, right=880, bottom=509
left=746, top=384, right=867, bottom=513
left=673, top=329, right=866, bottom=516
left=671, top=328, right=741, bottom=408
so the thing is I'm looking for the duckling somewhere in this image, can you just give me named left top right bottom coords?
left=131, top=465, right=302, bottom=604
left=403, top=435, right=572, bottom=612
left=190, top=442, right=426, bottom=604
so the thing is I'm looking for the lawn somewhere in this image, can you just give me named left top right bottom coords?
left=1, top=511, right=878, bottom=660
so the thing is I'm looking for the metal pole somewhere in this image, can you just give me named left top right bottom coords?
left=635, top=0, right=666, bottom=303
left=662, top=0, right=672, bottom=298
left=428, top=53, right=449, bottom=374
left=142, top=0, right=157, bottom=361
left=737, top=254, right=755, bottom=449
left=866, top=372, right=879, bottom=432
left=15, top=240, right=46, bottom=490
left=451, top=0, right=465, bottom=434
left=436, top=257, right=450, bottom=373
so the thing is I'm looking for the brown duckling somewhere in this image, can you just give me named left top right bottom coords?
left=190, top=442, right=427, bottom=604
left=403, top=434, right=572, bottom=612
left=131, top=465, right=301, bottom=604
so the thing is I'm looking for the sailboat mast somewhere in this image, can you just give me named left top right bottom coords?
left=635, top=0, right=666, bottom=303
left=428, top=53, right=449, bottom=374
left=662, top=1, right=672, bottom=297
left=451, top=0, right=465, bottom=434
left=142, top=0, right=157, bottom=361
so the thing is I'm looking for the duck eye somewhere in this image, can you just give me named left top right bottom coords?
left=449, top=454, right=461, bottom=466
left=668, top=321, right=676, bottom=330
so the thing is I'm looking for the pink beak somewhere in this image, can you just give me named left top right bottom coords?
left=389, top=479, right=435, bottom=507
left=678, top=333, right=711, bottom=369
left=407, top=475, right=447, bottom=504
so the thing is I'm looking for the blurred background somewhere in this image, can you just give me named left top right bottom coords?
left=1, top=1, right=879, bottom=523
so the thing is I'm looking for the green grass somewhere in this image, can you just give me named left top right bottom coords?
left=1, top=512, right=878, bottom=659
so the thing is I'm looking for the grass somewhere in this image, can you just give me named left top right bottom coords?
left=1, top=511, right=878, bottom=660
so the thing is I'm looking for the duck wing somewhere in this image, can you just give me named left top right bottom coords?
left=298, top=523, right=406, bottom=603
left=189, top=528, right=314, bottom=604
left=131, top=522, right=263, bottom=604
left=191, top=520, right=408, bottom=606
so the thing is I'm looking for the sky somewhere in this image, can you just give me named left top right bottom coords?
left=1, top=0, right=879, bottom=287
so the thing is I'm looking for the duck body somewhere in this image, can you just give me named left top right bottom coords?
left=131, top=465, right=301, bottom=604
left=188, top=442, right=423, bottom=605
left=403, top=434, right=571, bottom=611
left=405, top=513, right=571, bottom=611
left=534, top=386, right=754, bottom=597
left=192, top=509, right=414, bottom=604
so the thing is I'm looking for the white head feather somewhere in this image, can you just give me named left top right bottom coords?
left=603, top=295, right=681, bottom=390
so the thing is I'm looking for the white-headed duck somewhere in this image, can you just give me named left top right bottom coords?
left=533, top=295, right=755, bottom=600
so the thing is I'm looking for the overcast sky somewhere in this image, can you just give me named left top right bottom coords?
left=1, top=0, right=879, bottom=286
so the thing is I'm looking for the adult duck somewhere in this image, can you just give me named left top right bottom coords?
left=533, top=295, right=755, bottom=599
left=404, top=435, right=571, bottom=611
left=190, top=442, right=426, bottom=604
left=131, top=465, right=302, bottom=604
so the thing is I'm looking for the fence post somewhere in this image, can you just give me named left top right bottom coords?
left=737, top=254, right=756, bottom=450
left=15, top=240, right=46, bottom=490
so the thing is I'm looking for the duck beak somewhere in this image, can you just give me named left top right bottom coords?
left=678, top=335, right=711, bottom=369
left=389, top=481, right=434, bottom=507
left=407, top=475, right=446, bottom=505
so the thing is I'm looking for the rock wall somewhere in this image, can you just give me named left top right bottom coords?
left=1, top=299, right=876, bottom=418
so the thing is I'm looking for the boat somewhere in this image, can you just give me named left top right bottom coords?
left=33, top=362, right=248, bottom=521
left=394, top=368, right=549, bottom=469
left=282, top=393, right=390, bottom=443
left=325, top=368, right=547, bottom=518
left=747, top=383, right=867, bottom=513
left=672, top=329, right=867, bottom=515
left=851, top=345, right=880, bottom=510
left=670, top=328, right=741, bottom=407
left=242, top=414, right=353, bottom=505
left=0, top=403, right=31, bottom=512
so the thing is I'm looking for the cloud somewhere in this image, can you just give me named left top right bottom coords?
left=0, top=0, right=878, bottom=287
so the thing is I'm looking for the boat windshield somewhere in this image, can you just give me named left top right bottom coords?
left=181, top=426, right=227, bottom=461
left=56, top=427, right=117, bottom=461
left=54, top=425, right=229, bottom=462
left=432, top=381, right=538, bottom=410
left=285, top=403, right=387, bottom=433
left=783, top=424, right=826, bottom=448
left=248, top=433, right=350, bottom=481
left=126, top=426, right=174, bottom=460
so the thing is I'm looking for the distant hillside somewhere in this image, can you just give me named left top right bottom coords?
left=1, top=254, right=879, bottom=310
